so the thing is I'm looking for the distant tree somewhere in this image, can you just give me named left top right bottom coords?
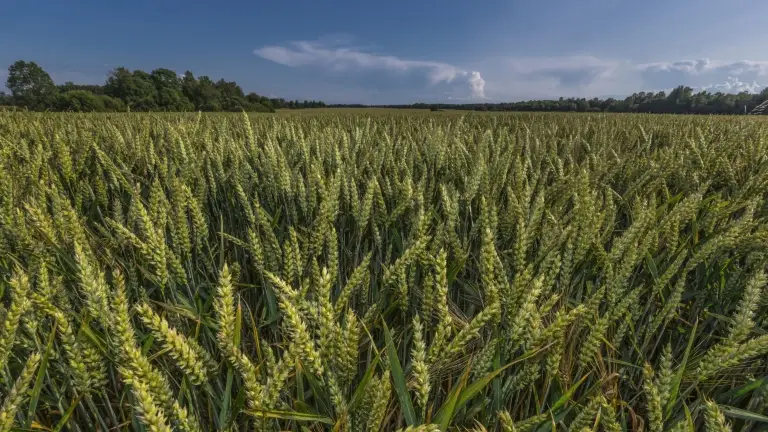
left=151, top=68, right=193, bottom=111
left=58, top=81, right=105, bottom=95
left=55, top=90, right=105, bottom=112
left=326, top=85, right=768, bottom=114
left=101, top=95, right=126, bottom=112
left=246, top=92, right=263, bottom=105
left=104, top=67, right=158, bottom=111
left=260, top=98, right=274, bottom=111
left=194, top=76, right=219, bottom=111
left=3, top=58, right=325, bottom=112
left=5, top=60, right=58, bottom=110
left=244, top=93, right=274, bottom=112
left=214, top=79, right=253, bottom=111
left=181, top=71, right=199, bottom=105
left=270, top=98, right=287, bottom=109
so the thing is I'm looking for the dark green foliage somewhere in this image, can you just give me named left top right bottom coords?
left=57, top=81, right=105, bottom=95
left=374, top=87, right=768, bottom=114
left=151, top=68, right=194, bottom=112
left=5, top=60, right=58, bottom=110
left=3, top=59, right=326, bottom=113
left=55, top=90, right=106, bottom=112
left=100, top=95, right=126, bottom=112
left=103, top=68, right=158, bottom=111
left=3, top=60, right=298, bottom=113
left=53, top=90, right=128, bottom=112
left=246, top=92, right=275, bottom=111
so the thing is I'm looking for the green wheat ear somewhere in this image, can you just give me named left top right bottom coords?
left=135, top=302, right=215, bottom=385
left=643, top=364, right=663, bottom=432
left=0, top=352, right=41, bottom=432
left=120, top=366, right=173, bottom=432
left=367, top=370, right=391, bottom=432
left=213, top=264, right=263, bottom=410
left=410, top=314, right=431, bottom=412
left=3, top=103, right=768, bottom=431
left=703, top=400, right=731, bottom=432
left=0, top=268, right=30, bottom=372
left=695, top=270, right=768, bottom=381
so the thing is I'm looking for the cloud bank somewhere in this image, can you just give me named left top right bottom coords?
left=255, top=38, right=768, bottom=102
left=255, top=40, right=486, bottom=99
left=701, top=76, right=763, bottom=93
left=477, top=57, right=768, bottom=101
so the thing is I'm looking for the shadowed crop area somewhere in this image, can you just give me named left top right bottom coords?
left=0, top=111, right=767, bottom=431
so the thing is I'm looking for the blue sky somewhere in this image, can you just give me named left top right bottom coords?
left=3, top=0, right=768, bottom=104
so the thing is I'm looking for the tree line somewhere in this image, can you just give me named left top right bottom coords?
left=334, top=86, right=768, bottom=114
left=4, top=59, right=768, bottom=114
left=1, top=60, right=326, bottom=112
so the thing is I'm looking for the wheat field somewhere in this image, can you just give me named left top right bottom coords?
left=0, top=111, right=767, bottom=431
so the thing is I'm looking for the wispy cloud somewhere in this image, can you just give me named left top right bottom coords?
left=638, top=59, right=768, bottom=76
left=477, top=56, right=631, bottom=100
left=480, top=57, right=768, bottom=101
left=635, top=58, right=768, bottom=95
left=255, top=39, right=486, bottom=99
left=256, top=39, right=768, bottom=102
left=701, top=76, right=764, bottom=93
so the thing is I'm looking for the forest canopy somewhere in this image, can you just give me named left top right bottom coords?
left=1, top=60, right=325, bottom=112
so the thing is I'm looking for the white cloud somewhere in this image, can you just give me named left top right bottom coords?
left=477, top=56, right=632, bottom=100
left=480, top=57, right=768, bottom=101
left=468, top=72, right=485, bottom=99
left=701, top=76, right=764, bottom=93
left=256, top=39, right=768, bottom=102
left=638, top=59, right=768, bottom=76
left=634, top=58, right=768, bottom=96
left=638, top=59, right=714, bottom=74
left=255, top=39, right=485, bottom=99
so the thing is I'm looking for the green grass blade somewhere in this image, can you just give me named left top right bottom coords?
left=455, top=347, right=542, bottom=413
left=720, top=405, right=768, bottom=424
left=382, top=321, right=416, bottom=426
left=349, top=350, right=381, bottom=411
left=551, top=374, right=590, bottom=412
left=244, top=409, right=334, bottom=425
left=665, top=318, right=697, bottom=418
left=52, top=395, right=82, bottom=432
left=433, top=360, right=471, bottom=430
left=25, top=323, right=56, bottom=428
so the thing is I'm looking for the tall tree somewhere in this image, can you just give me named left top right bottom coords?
left=104, top=67, right=158, bottom=111
left=5, top=60, right=58, bottom=110
left=55, top=90, right=105, bottom=112
left=196, top=76, right=222, bottom=111
left=181, top=71, right=199, bottom=106
left=151, top=68, right=193, bottom=111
